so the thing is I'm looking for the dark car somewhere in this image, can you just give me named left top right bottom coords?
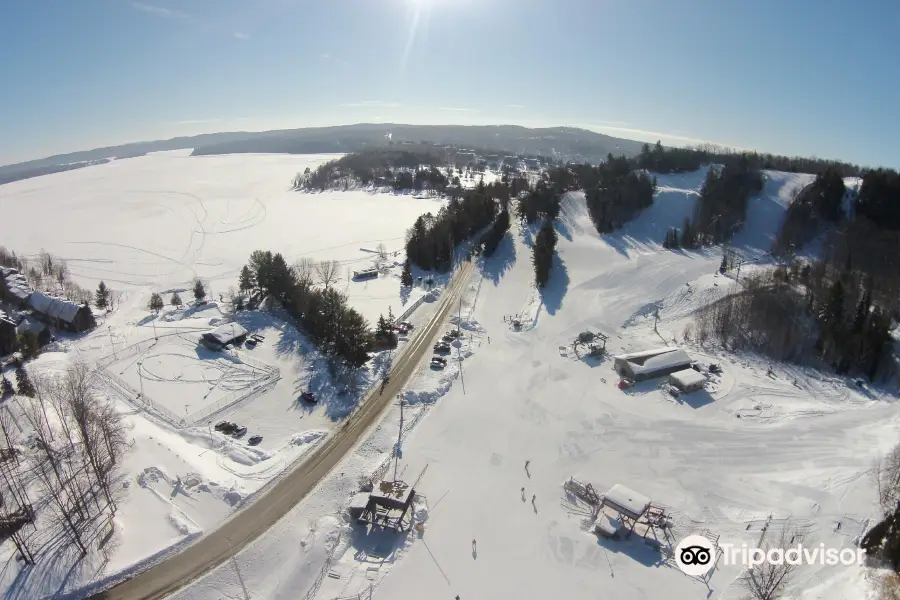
left=232, top=425, right=248, bottom=438
left=216, top=421, right=238, bottom=434
left=300, top=391, right=317, bottom=403
left=431, top=357, right=447, bottom=369
left=248, top=435, right=263, bottom=446
left=433, top=342, right=450, bottom=353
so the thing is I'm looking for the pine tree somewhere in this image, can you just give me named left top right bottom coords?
left=376, top=314, right=389, bottom=338
left=17, top=333, right=39, bottom=359
left=820, top=280, right=845, bottom=326
left=95, top=281, right=110, bottom=309
left=400, top=260, right=413, bottom=287
left=532, top=220, right=557, bottom=288
left=0, top=376, right=13, bottom=398
left=193, top=278, right=206, bottom=301
left=720, top=254, right=728, bottom=274
left=171, top=291, right=183, bottom=308
left=238, top=265, right=254, bottom=293
left=14, top=362, right=34, bottom=397
left=853, top=289, right=871, bottom=333
left=148, top=292, right=164, bottom=314
left=681, top=218, right=693, bottom=249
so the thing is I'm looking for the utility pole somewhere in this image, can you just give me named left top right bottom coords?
left=137, top=361, right=146, bottom=405
left=151, top=316, right=158, bottom=340
left=393, top=397, right=404, bottom=482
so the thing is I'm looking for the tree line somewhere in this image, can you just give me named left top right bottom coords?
left=293, top=147, right=450, bottom=192
left=635, top=140, right=863, bottom=177
left=692, top=261, right=891, bottom=379
left=773, top=168, right=846, bottom=256
left=405, top=181, right=498, bottom=271
left=577, top=155, right=657, bottom=234
left=238, top=251, right=370, bottom=367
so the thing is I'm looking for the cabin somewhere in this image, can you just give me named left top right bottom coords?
left=613, top=347, right=692, bottom=381
left=353, top=267, right=379, bottom=281
left=1, top=269, right=31, bottom=309
left=669, top=368, right=707, bottom=393
left=199, top=322, right=248, bottom=350
left=15, top=316, right=52, bottom=348
left=28, top=291, right=95, bottom=333
left=0, top=311, right=16, bottom=356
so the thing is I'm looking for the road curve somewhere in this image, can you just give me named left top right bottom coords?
left=92, top=260, right=475, bottom=600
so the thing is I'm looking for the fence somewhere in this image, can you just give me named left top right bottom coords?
left=94, top=329, right=281, bottom=428
left=393, top=292, right=429, bottom=326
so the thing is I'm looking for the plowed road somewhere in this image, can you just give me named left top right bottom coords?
left=93, top=260, right=475, bottom=600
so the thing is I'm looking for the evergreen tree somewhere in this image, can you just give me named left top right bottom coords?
left=681, top=217, right=693, bottom=249
left=720, top=254, right=728, bottom=274
left=14, top=362, right=34, bottom=397
left=376, top=314, right=389, bottom=338
left=820, top=280, right=845, bottom=326
left=171, top=291, right=183, bottom=308
left=532, top=220, right=557, bottom=288
left=95, top=281, right=110, bottom=309
left=400, top=259, right=413, bottom=287
left=148, top=292, right=164, bottom=314
left=853, top=289, right=871, bottom=333
left=238, top=265, right=254, bottom=293
left=234, top=295, right=245, bottom=311
left=17, top=333, right=39, bottom=359
left=193, top=278, right=207, bottom=301
left=0, top=376, right=13, bottom=398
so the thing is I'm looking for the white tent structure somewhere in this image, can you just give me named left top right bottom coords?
left=613, top=347, right=692, bottom=381
left=670, top=368, right=707, bottom=393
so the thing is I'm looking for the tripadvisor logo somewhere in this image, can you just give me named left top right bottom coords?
left=674, top=534, right=866, bottom=576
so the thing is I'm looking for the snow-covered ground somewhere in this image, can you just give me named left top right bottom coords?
left=1, top=161, right=896, bottom=600
left=167, top=168, right=900, bottom=600
left=0, top=150, right=443, bottom=325
left=0, top=152, right=459, bottom=598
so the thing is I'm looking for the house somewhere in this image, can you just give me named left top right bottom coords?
left=28, top=291, right=95, bottom=333
left=15, top=315, right=52, bottom=348
left=199, top=323, right=248, bottom=350
left=1, top=270, right=31, bottom=309
left=0, top=311, right=16, bottom=356
left=613, top=347, right=692, bottom=381
left=669, top=368, right=707, bottom=393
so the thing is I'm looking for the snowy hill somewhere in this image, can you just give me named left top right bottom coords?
left=166, top=168, right=899, bottom=600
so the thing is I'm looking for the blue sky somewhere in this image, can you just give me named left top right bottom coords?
left=2, top=0, right=898, bottom=167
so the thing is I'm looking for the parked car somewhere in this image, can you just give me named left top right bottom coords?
left=431, top=357, right=447, bottom=369
left=709, top=363, right=722, bottom=374
left=248, top=435, right=263, bottom=446
left=216, top=421, right=238, bottom=434
left=433, top=342, right=450, bottom=353
left=245, top=338, right=257, bottom=347
left=300, top=391, right=317, bottom=403
left=446, top=329, right=461, bottom=339
left=399, top=321, right=413, bottom=330
left=232, top=425, right=248, bottom=438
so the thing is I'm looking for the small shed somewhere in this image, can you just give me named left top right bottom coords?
left=669, top=368, right=707, bottom=393
left=614, top=347, right=691, bottom=381
left=600, top=483, right=651, bottom=538
left=200, top=323, right=248, bottom=350
left=348, top=492, right=371, bottom=520
left=353, top=268, right=379, bottom=281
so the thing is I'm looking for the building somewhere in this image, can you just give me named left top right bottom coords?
left=15, top=315, right=52, bottom=348
left=28, top=291, right=95, bottom=333
left=0, top=311, right=16, bottom=356
left=1, top=269, right=31, bottom=309
left=352, top=268, right=379, bottom=281
left=669, top=368, right=707, bottom=393
left=199, top=322, right=248, bottom=350
left=613, top=347, right=692, bottom=381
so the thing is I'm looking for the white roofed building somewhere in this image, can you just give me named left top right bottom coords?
left=613, top=347, right=692, bottom=381
left=28, top=290, right=95, bottom=333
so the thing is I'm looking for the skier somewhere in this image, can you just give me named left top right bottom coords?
left=532, top=494, right=536, bottom=503
left=525, top=460, right=530, bottom=470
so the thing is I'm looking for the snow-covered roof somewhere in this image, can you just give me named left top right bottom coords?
left=349, top=492, right=370, bottom=512
left=603, top=484, right=650, bottom=519
left=28, top=290, right=82, bottom=323
left=203, top=322, right=248, bottom=345
left=614, top=347, right=691, bottom=377
left=670, top=368, right=707, bottom=389
left=16, top=315, right=47, bottom=336
left=0, top=310, right=13, bottom=326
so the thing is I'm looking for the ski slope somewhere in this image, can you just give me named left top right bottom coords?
left=169, top=167, right=899, bottom=600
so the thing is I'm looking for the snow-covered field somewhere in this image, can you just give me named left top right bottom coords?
left=167, top=168, right=900, bottom=600
left=1, top=159, right=896, bottom=600
left=0, top=150, right=443, bottom=325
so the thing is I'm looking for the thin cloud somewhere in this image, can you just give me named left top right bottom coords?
left=130, top=2, right=188, bottom=19
left=339, top=101, right=400, bottom=108
left=172, top=119, right=221, bottom=125
left=593, top=120, right=630, bottom=126
left=234, top=32, right=250, bottom=40
left=506, top=104, right=525, bottom=109
left=585, top=124, right=742, bottom=148
left=439, top=107, right=479, bottom=112
left=319, top=53, right=350, bottom=67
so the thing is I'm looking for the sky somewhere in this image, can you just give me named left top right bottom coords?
left=1, top=0, right=899, bottom=168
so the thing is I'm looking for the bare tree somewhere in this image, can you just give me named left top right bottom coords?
left=741, top=526, right=797, bottom=600
left=315, top=260, right=342, bottom=290
left=55, top=259, right=68, bottom=291
left=376, top=243, right=388, bottom=262
left=294, top=257, right=316, bottom=286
